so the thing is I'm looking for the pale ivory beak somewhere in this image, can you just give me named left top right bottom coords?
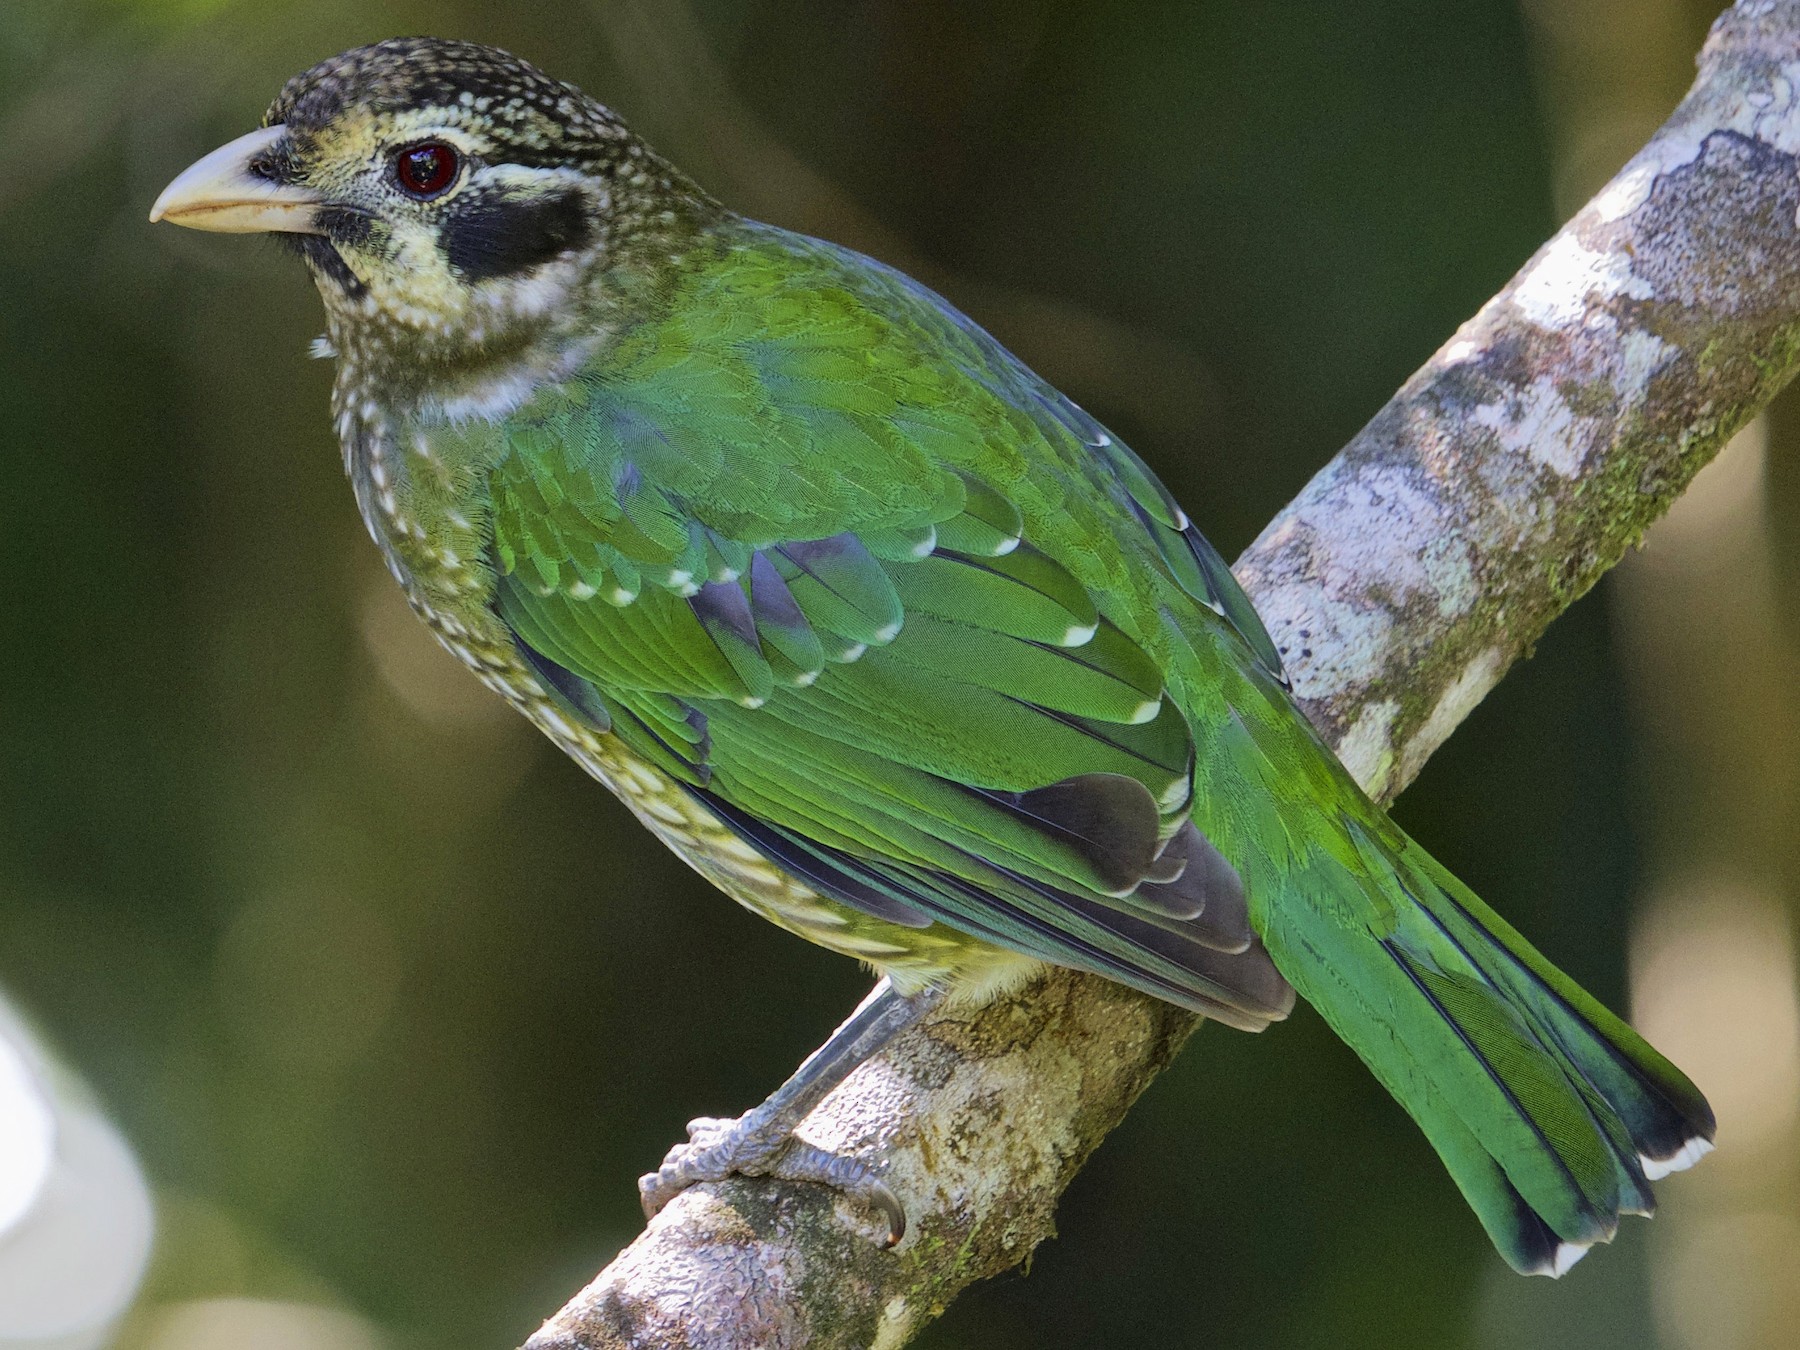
left=150, top=125, right=326, bottom=234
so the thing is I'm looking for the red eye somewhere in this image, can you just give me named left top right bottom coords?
left=393, top=141, right=460, bottom=198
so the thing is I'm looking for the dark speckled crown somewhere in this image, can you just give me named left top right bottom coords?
left=263, top=36, right=722, bottom=375
left=265, top=37, right=631, bottom=168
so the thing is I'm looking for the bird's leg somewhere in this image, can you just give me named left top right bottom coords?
left=638, top=976, right=945, bottom=1246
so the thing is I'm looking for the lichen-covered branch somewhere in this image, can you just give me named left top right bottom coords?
left=1240, top=0, right=1800, bottom=799
left=523, top=6, right=1800, bottom=1348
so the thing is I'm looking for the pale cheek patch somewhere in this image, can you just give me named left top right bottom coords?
left=357, top=223, right=472, bottom=333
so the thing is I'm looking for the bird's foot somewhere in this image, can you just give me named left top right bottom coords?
left=636, top=979, right=940, bottom=1247
left=638, top=1113, right=906, bottom=1247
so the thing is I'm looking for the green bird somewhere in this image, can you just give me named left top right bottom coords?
left=152, top=38, right=1713, bottom=1274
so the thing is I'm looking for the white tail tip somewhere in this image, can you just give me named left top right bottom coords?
left=1551, top=1241, right=1590, bottom=1277
left=1640, top=1136, right=1715, bottom=1181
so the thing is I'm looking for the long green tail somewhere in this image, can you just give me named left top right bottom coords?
left=1253, top=813, right=1714, bottom=1276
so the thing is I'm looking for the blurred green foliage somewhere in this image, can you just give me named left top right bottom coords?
left=0, top=1, right=1775, bottom=1348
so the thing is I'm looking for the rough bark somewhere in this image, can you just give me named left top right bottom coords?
left=524, top=5, right=1800, bottom=1347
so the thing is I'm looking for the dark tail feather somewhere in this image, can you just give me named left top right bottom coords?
left=1257, top=816, right=1714, bottom=1275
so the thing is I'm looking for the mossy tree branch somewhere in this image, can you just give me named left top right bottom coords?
left=524, top=5, right=1800, bottom=1347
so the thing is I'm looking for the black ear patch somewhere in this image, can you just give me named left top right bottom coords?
left=442, top=188, right=592, bottom=283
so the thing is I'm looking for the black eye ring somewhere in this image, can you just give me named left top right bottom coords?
left=392, top=141, right=461, bottom=200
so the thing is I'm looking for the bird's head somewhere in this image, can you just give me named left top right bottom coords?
left=153, top=38, right=715, bottom=385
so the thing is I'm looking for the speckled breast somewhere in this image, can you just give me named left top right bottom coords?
left=336, top=400, right=1015, bottom=996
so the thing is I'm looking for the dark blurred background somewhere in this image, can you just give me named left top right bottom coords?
left=2, top=1, right=1796, bottom=1348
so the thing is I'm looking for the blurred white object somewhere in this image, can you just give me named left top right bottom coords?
left=0, top=997, right=154, bottom=1350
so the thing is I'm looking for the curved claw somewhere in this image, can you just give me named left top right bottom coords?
left=774, top=1140, right=908, bottom=1247
left=868, top=1178, right=906, bottom=1249
left=637, top=1166, right=683, bottom=1221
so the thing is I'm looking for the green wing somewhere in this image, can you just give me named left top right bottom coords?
left=463, top=222, right=1293, bottom=1028
left=439, top=220, right=1713, bottom=1274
